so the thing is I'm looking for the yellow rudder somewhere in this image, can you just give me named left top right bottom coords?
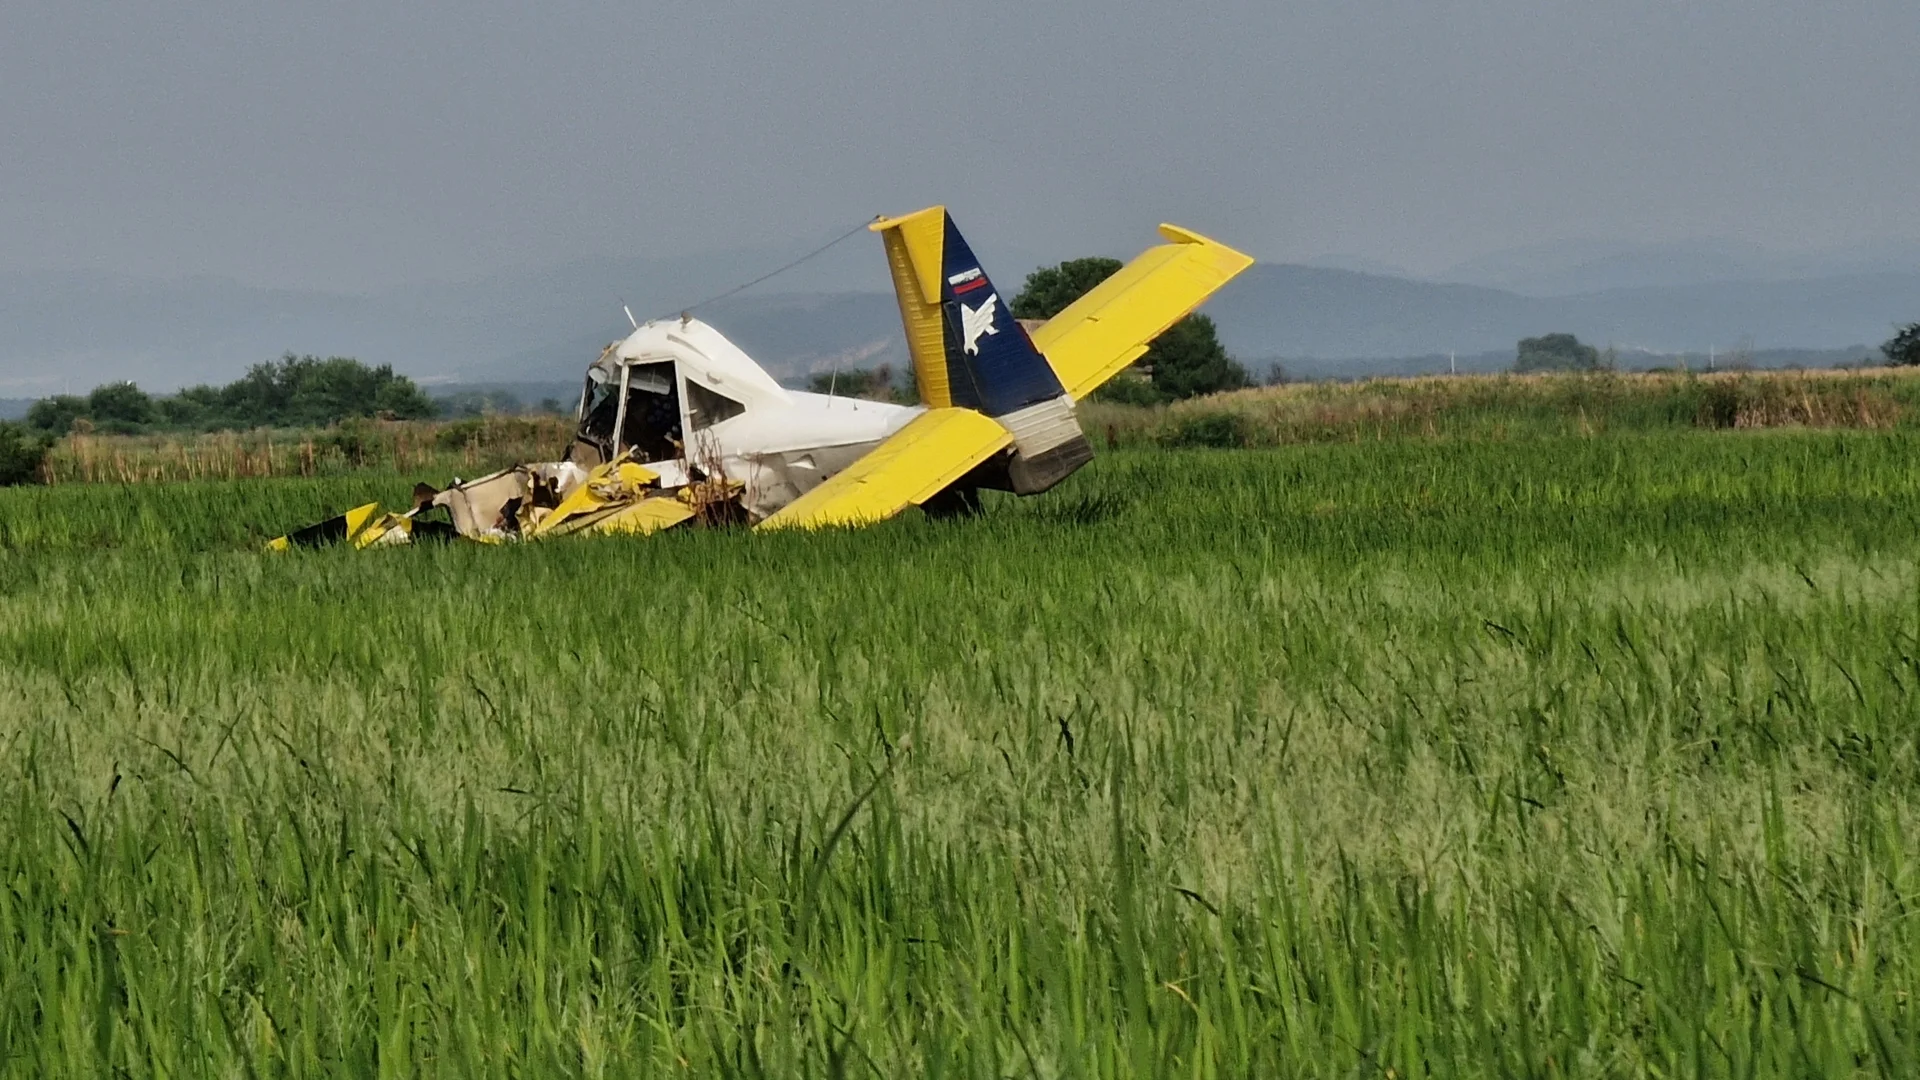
left=871, top=207, right=955, bottom=408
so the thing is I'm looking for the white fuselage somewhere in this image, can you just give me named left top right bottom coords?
left=583, top=318, right=924, bottom=520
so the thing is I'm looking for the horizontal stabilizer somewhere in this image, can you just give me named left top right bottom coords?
left=758, top=408, right=1011, bottom=530
left=1032, top=225, right=1254, bottom=400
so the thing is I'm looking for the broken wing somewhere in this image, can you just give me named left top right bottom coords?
left=757, top=408, right=1011, bottom=530
left=1032, top=225, right=1255, bottom=401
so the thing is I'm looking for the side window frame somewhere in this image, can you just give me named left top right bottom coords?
left=682, top=375, right=745, bottom=433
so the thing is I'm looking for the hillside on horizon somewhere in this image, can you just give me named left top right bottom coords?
left=4, top=236, right=1917, bottom=399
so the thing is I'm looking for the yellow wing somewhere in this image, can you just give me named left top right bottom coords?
left=1031, top=225, right=1255, bottom=401
left=758, top=408, right=1011, bottom=530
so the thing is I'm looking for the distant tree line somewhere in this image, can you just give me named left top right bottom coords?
left=25, top=354, right=435, bottom=435
left=1509, top=326, right=1920, bottom=373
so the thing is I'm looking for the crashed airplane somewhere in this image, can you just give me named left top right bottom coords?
left=268, top=206, right=1252, bottom=549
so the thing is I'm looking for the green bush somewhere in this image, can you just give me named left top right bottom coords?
left=1161, top=411, right=1253, bottom=448
left=86, top=382, right=157, bottom=433
left=0, top=422, right=52, bottom=485
left=314, top=419, right=380, bottom=465
left=434, top=418, right=487, bottom=452
left=1089, top=372, right=1167, bottom=406
left=1694, top=379, right=1742, bottom=428
left=1514, top=333, right=1603, bottom=373
left=24, top=395, right=87, bottom=434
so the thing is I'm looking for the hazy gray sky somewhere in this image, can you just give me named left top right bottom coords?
left=6, top=0, right=1917, bottom=291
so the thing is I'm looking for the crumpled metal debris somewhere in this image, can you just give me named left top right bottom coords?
left=267, top=451, right=742, bottom=551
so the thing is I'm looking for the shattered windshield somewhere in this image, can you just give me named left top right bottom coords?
left=579, top=370, right=618, bottom=441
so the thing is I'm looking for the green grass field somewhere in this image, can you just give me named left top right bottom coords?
left=4, top=430, right=1919, bottom=1076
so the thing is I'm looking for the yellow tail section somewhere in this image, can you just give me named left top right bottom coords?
left=1030, top=225, right=1254, bottom=401
left=872, top=207, right=955, bottom=408
left=872, top=209, right=1254, bottom=405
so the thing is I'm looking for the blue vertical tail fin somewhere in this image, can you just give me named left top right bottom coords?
left=871, top=206, right=1092, bottom=494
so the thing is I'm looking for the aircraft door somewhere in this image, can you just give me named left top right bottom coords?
left=614, top=361, right=682, bottom=463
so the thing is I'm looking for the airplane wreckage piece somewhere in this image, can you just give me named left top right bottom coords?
left=267, top=206, right=1253, bottom=549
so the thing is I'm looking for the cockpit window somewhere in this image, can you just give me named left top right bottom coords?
left=685, top=380, right=745, bottom=431
left=578, top=371, right=618, bottom=441
left=618, top=362, right=682, bottom=461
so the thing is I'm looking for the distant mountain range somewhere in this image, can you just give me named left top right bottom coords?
left=1205, top=264, right=1917, bottom=363
left=1433, top=238, right=1920, bottom=297
left=2, top=237, right=1916, bottom=399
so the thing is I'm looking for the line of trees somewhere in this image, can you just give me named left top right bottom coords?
left=25, top=354, right=435, bottom=435
left=1511, top=325, right=1920, bottom=373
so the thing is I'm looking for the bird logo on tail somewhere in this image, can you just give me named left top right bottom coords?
left=960, top=293, right=1000, bottom=355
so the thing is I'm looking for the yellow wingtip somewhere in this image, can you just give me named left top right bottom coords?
left=1034, top=224, right=1256, bottom=400
left=869, top=205, right=946, bottom=233
left=1156, top=222, right=1245, bottom=253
